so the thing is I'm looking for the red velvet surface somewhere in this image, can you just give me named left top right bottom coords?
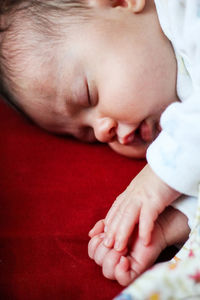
left=0, top=98, right=146, bottom=300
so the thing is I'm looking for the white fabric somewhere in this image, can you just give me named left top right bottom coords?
left=147, top=0, right=200, bottom=227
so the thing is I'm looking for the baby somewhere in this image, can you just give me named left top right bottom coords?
left=0, top=0, right=199, bottom=286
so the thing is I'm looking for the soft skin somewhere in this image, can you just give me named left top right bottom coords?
left=102, top=164, right=181, bottom=250
left=12, top=0, right=178, bottom=158
left=88, top=207, right=190, bottom=286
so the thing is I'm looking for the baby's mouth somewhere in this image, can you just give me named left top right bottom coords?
left=140, top=120, right=154, bottom=142
left=118, top=120, right=160, bottom=146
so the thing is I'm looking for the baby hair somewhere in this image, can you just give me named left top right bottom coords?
left=0, top=0, right=91, bottom=109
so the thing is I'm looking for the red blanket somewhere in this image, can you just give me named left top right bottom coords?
left=0, top=98, right=146, bottom=299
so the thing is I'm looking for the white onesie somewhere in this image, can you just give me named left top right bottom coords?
left=147, top=0, right=200, bottom=228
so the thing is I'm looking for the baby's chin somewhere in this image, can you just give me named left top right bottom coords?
left=108, top=140, right=149, bottom=159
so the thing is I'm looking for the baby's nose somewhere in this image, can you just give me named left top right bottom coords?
left=94, top=117, right=117, bottom=143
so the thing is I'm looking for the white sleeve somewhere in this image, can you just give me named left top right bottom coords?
left=147, top=93, right=200, bottom=197
left=147, top=1, right=200, bottom=197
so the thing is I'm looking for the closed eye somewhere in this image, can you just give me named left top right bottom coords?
left=86, top=82, right=92, bottom=106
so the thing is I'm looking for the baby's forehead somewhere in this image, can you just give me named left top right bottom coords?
left=24, top=69, right=57, bottom=105
left=3, top=53, right=56, bottom=118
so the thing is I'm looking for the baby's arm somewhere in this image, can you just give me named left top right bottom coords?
left=90, top=164, right=180, bottom=252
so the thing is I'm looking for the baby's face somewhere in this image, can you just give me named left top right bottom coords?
left=14, top=3, right=178, bottom=158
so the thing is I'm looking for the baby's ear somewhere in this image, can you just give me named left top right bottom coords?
left=88, top=0, right=146, bottom=13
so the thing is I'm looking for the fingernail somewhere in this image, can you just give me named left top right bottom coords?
left=119, top=256, right=126, bottom=264
left=104, top=237, right=112, bottom=247
left=88, top=229, right=94, bottom=236
left=143, top=238, right=149, bottom=247
left=104, top=226, right=108, bottom=233
left=114, top=241, right=122, bottom=251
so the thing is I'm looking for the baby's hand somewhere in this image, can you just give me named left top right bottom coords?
left=88, top=228, right=132, bottom=286
left=88, top=206, right=190, bottom=286
left=102, top=164, right=180, bottom=251
left=88, top=234, right=133, bottom=286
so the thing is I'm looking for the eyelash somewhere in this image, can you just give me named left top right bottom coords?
left=86, top=82, right=92, bottom=106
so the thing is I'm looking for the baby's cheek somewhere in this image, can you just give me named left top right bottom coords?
left=108, top=141, right=148, bottom=158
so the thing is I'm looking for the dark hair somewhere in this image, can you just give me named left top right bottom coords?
left=0, top=0, right=91, bottom=109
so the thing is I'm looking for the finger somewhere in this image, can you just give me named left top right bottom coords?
left=139, top=206, right=158, bottom=246
left=89, top=219, right=105, bottom=238
left=127, top=222, right=167, bottom=277
left=113, top=203, right=140, bottom=251
left=88, top=233, right=104, bottom=259
left=115, top=256, right=136, bottom=286
left=94, top=240, right=111, bottom=266
left=104, top=209, right=123, bottom=248
left=104, top=201, right=128, bottom=248
left=104, top=195, right=124, bottom=230
left=102, top=249, right=122, bottom=280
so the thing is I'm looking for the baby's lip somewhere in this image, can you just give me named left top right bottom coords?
left=118, top=131, right=135, bottom=145
left=140, top=120, right=153, bottom=142
left=118, top=120, right=159, bottom=145
left=140, top=119, right=161, bottom=143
